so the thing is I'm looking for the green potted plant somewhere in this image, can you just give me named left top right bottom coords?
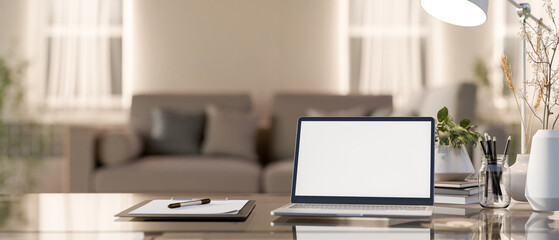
left=435, top=107, right=483, bottom=181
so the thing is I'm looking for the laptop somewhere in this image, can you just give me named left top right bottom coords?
left=271, top=117, right=435, bottom=218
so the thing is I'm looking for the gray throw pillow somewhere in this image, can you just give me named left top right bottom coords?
left=370, top=107, right=393, bottom=117
left=149, top=108, right=205, bottom=155
left=201, top=105, right=258, bottom=161
left=305, top=106, right=367, bottom=117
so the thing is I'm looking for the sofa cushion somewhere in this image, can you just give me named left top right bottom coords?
left=129, top=93, right=252, bottom=137
left=391, top=91, right=424, bottom=117
left=305, top=106, right=367, bottom=117
left=263, top=159, right=294, bottom=193
left=98, top=128, right=142, bottom=167
left=201, top=105, right=258, bottom=161
left=93, top=156, right=261, bottom=193
left=370, top=107, right=393, bottom=117
left=148, top=107, right=205, bottom=155
left=270, top=93, right=392, bottom=161
left=418, top=83, right=476, bottom=121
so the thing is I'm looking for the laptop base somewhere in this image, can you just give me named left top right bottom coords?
left=271, top=203, right=433, bottom=219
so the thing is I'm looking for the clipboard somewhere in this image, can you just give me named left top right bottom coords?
left=115, top=199, right=256, bottom=221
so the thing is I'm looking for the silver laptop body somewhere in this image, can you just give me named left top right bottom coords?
left=271, top=117, right=435, bottom=218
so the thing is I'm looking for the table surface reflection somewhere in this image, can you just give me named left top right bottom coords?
left=0, top=193, right=557, bottom=239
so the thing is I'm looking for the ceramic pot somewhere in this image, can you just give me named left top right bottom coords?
left=435, top=145, right=475, bottom=181
left=510, top=154, right=529, bottom=202
left=525, top=130, right=559, bottom=211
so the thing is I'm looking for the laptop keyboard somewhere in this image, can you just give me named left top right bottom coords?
left=288, top=204, right=427, bottom=211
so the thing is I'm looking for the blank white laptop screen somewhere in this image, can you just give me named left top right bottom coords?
left=294, top=120, right=432, bottom=199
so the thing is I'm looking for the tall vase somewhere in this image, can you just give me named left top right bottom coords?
left=525, top=130, right=559, bottom=211
left=435, top=145, right=475, bottom=181
left=510, top=154, right=529, bottom=202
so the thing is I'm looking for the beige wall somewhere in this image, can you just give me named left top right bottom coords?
left=0, top=0, right=503, bottom=120
left=425, top=0, right=495, bottom=87
left=131, top=0, right=344, bottom=121
left=0, top=0, right=27, bottom=58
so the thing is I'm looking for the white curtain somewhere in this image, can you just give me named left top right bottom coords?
left=46, top=0, right=121, bottom=109
left=352, top=0, right=424, bottom=108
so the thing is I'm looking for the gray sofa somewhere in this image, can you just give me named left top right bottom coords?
left=67, top=82, right=482, bottom=193
left=68, top=93, right=392, bottom=193
left=69, top=94, right=261, bottom=193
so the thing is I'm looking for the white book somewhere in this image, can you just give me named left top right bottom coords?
left=434, top=181, right=478, bottom=189
left=435, top=187, right=480, bottom=195
left=434, top=203, right=481, bottom=216
left=434, top=194, right=480, bottom=205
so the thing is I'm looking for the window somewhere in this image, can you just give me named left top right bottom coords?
left=41, top=0, right=126, bottom=110
left=490, top=0, right=557, bottom=118
left=347, top=0, right=428, bottom=107
left=491, top=0, right=524, bottom=109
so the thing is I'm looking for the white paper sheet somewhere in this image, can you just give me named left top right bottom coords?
left=129, top=199, right=248, bottom=215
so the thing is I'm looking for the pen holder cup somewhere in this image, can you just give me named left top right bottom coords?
left=478, top=208, right=511, bottom=239
left=479, top=155, right=511, bottom=208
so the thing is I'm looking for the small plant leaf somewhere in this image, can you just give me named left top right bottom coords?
left=435, top=106, right=481, bottom=147
left=437, top=107, right=448, bottom=122
left=460, top=119, right=470, bottom=128
left=467, top=135, right=477, bottom=145
left=448, top=121, right=456, bottom=128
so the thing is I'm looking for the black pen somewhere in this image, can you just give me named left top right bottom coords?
left=480, top=140, right=488, bottom=156
left=484, top=133, right=493, bottom=159
left=480, top=139, right=489, bottom=201
left=484, top=133, right=493, bottom=190
left=503, top=135, right=511, bottom=156
left=168, top=198, right=211, bottom=209
left=492, top=136, right=497, bottom=160
left=493, top=136, right=503, bottom=199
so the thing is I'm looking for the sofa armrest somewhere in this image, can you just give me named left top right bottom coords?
left=99, top=127, right=143, bottom=167
left=67, top=125, right=134, bottom=192
left=67, top=126, right=101, bottom=192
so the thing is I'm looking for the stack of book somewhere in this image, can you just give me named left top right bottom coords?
left=433, top=180, right=482, bottom=216
left=434, top=180, right=480, bottom=205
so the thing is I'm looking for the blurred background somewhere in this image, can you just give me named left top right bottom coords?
left=0, top=0, right=547, bottom=193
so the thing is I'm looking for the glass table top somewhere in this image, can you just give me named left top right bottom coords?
left=0, top=193, right=557, bottom=239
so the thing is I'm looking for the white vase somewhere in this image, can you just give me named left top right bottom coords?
left=434, top=145, right=475, bottom=181
left=525, top=212, right=554, bottom=240
left=525, top=130, right=559, bottom=211
left=510, top=154, right=529, bottom=202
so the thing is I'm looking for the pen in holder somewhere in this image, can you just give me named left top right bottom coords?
left=479, top=154, right=510, bottom=208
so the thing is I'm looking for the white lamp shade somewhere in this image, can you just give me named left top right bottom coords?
left=421, top=0, right=488, bottom=27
